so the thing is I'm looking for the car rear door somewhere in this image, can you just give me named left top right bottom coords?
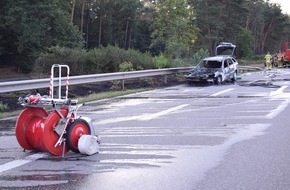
left=227, top=58, right=235, bottom=77
left=223, top=59, right=230, bottom=80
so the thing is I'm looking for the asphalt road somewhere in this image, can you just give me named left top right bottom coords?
left=1, top=68, right=290, bottom=190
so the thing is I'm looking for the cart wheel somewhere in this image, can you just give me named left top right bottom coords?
left=67, top=119, right=91, bottom=153
left=15, top=107, right=48, bottom=150
left=43, top=108, right=70, bottom=156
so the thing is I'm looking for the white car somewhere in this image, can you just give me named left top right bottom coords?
left=186, top=55, right=238, bottom=84
left=186, top=42, right=238, bottom=85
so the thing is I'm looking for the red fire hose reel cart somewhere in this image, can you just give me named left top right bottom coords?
left=15, top=64, right=100, bottom=156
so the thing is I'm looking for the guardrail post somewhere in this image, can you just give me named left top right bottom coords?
left=122, top=79, right=125, bottom=90
left=164, top=75, right=168, bottom=84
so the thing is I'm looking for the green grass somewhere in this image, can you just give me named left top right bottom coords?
left=0, top=88, right=150, bottom=119
left=0, top=102, right=8, bottom=112
left=0, top=110, right=21, bottom=119
left=77, top=88, right=150, bottom=103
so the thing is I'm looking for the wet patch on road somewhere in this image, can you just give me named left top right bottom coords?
left=0, top=119, right=16, bottom=136
left=0, top=173, right=87, bottom=189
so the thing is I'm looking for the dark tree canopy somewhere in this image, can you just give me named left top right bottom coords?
left=0, top=0, right=289, bottom=69
left=1, top=0, right=83, bottom=57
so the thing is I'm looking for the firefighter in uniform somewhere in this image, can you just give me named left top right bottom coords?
left=265, top=52, right=272, bottom=70
left=277, top=51, right=283, bottom=68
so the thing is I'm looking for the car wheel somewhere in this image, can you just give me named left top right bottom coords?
left=214, top=76, right=222, bottom=85
left=231, top=71, right=237, bottom=81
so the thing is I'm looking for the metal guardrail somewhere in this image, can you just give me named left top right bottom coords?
left=0, top=67, right=192, bottom=93
left=238, top=66, right=263, bottom=72
left=0, top=66, right=263, bottom=93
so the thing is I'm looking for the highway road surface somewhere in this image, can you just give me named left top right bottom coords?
left=1, top=68, right=290, bottom=190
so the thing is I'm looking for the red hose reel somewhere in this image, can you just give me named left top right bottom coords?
left=15, top=64, right=99, bottom=156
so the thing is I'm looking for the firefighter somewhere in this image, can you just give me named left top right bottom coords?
left=277, top=50, right=283, bottom=68
left=265, top=52, right=272, bottom=70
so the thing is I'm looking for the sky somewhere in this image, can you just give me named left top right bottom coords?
left=269, top=0, right=289, bottom=14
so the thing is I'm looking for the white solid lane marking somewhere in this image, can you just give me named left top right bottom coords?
left=266, top=99, right=290, bottom=119
left=210, top=88, right=234, bottom=97
left=139, top=104, right=189, bottom=121
left=94, top=104, right=189, bottom=125
left=0, top=153, right=46, bottom=173
left=269, top=85, right=288, bottom=96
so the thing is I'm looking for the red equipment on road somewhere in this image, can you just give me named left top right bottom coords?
left=282, top=42, right=290, bottom=65
left=15, top=64, right=99, bottom=156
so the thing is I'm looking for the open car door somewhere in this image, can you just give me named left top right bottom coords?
left=216, top=42, right=236, bottom=56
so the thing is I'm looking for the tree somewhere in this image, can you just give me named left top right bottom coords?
left=235, top=28, right=254, bottom=58
left=189, top=0, right=247, bottom=55
left=150, top=0, right=198, bottom=58
left=71, top=0, right=76, bottom=23
left=244, top=0, right=289, bottom=54
left=87, top=0, right=143, bottom=49
left=2, top=0, right=84, bottom=56
left=0, top=0, right=84, bottom=72
left=261, top=2, right=288, bottom=53
left=188, top=0, right=223, bottom=54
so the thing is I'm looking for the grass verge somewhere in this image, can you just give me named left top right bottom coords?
left=0, top=110, right=21, bottom=120
left=0, top=88, right=150, bottom=119
left=78, top=88, right=150, bottom=103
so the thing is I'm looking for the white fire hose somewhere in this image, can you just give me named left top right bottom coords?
left=78, top=135, right=100, bottom=155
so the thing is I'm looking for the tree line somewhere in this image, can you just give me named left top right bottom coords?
left=0, top=0, right=289, bottom=73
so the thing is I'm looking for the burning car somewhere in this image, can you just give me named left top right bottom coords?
left=186, top=42, right=238, bottom=85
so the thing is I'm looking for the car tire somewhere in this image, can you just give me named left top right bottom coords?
left=214, top=76, right=222, bottom=85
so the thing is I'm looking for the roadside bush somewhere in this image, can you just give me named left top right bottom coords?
left=85, top=46, right=155, bottom=73
left=36, top=46, right=86, bottom=76
left=36, top=45, right=187, bottom=76
left=85, top=47, right=111, bottom=74
left=83, top=46, right=124, bottom=73
left=15, top=55, right=36, bottom=74
left=192, top=48, right=209, bottom=65
left=0, top=102, right=8, bottom=112
left=119, top=61, right=134, bottom=72
left=154, top=53, right=169, bottom=68
left=123, top=49, right=156, bottom=70
left=171, top=58, right=191, bottom=67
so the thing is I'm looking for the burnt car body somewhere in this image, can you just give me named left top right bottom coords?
left=186, top=42, right=238, bottom=85
left=186, top=56, right=238, bottom=84
left=215, top=42, right=236, bottom=56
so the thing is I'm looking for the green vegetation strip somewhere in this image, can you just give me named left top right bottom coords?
left=0, top=110, right=21, bottom=120
left=78, top=88, right=149, bottom=103
left=0, top=88, right=150, bottom=119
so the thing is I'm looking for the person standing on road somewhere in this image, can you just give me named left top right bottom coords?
left=277, top=51, right=283, bottom=68
left=265, top=52, right=272, bottom=70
